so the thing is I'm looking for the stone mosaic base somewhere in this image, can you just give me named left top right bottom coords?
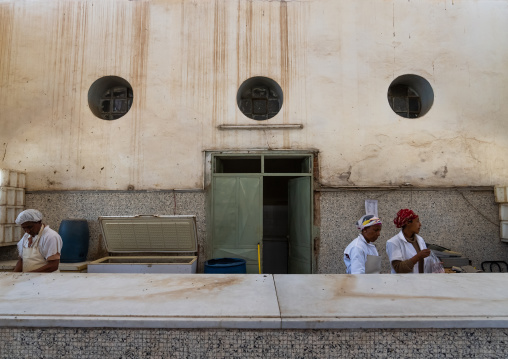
left=1, top=328, right=507, bottom=358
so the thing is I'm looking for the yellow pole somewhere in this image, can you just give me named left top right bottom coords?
left=257, top=243, right=261, bottom=274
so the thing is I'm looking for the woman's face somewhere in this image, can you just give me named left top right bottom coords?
left=405, top=217, right=421, bottom=234
left=21, top=221, right=42, bottom=237
left=362, top=224, right=382, bottom=243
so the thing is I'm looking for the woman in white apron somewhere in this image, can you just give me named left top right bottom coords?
left=386, top=209, right=431, bottom=274
left=344, top=214, right=383, bottom=274
left=13, top=209, right=63, bottom=273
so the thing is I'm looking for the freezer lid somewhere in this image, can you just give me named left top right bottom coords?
left=98, top=215, right=198, bottom=253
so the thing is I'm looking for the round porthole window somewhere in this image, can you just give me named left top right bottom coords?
left=237, top=77, right=283, bottom=121
left=387, top=74, right=434, bottom=118
left=88, top=76, right=133, bottom=120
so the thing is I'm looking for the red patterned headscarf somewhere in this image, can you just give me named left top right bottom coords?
left=393, top=209, right=418, bottom=228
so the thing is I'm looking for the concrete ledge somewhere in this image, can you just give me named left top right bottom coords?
left=281, top=317, right=508, bottom=329
left=1, top=273, right=508, bottom=329
left=275, top=273, right=508, bottom=329
left=0, top=316, right=282, bottom=329
left=0, top=273, right=280, bottom=329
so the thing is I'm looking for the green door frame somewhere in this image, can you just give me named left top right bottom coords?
left=205, top=151, right=316, bottom=273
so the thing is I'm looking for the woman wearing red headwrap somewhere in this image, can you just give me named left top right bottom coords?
left=385, top=209, right=431, bottom=273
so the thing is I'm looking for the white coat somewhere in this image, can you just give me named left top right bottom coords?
left=386, top=230, right=428, bottom=274
left=17, top=225, right=63, bottom=272
left=344, top=234, right=380, bottom=274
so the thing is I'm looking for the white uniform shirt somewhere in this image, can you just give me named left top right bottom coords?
left=344, top=234, right=379, bottom=274
left=386, top=231, right=428, bottom=274
left=17, top=225, right=63, bottom=260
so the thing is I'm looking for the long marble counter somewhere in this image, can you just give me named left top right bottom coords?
left=275, top=274, right=508, bottom=328
left=1, top=273, right=507, bottom=329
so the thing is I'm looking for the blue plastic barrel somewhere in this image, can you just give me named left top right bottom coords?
left=204, top=258, right=247, bottom=274
left=58, top=219, right=89, bottom=263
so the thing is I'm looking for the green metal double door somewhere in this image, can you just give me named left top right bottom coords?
left=211, top=175, right=312, bottom=274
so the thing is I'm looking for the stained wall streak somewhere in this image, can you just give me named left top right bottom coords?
left=0, top=3, right=13, bottom=167
left=281, top=1, right=308, bottom=148
left=234, top=1, right=289, bottom=147
left=0, top=3, right=13, bottom=166
left=81, top=1, right=150, bottom=190
left=50, top=2, right=126, bottom=189
left=280, top=1, right=289, bottom=129
left=212, top=0, right=227, bottom=146
left=180, top=1, right=214, bottom=146
left=0, top=4, right=13, bottom=108
left=234, top=0, right=255, bottom=133
left=47, top=2, right=88, bottom=187
left=129, top=2, right=150, bottom=188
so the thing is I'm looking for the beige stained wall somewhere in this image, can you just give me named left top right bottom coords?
left=0, top=0, right=507, bottom=190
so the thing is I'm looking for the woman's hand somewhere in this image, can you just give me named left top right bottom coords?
left=418, top=249, right=431, bottom=259
left=411, top=249, right=431, bottom=264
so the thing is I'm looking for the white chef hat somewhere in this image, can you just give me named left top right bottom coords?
left=15, top=209, right=43, bottom=225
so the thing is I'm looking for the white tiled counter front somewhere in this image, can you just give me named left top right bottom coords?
left=1, top=273, right=508, bottom=329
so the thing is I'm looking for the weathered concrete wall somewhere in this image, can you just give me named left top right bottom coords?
left=1, top=0, right=507, bottom=190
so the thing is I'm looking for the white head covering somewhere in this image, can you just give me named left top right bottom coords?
left=15, top=209, right=43, bottom=225
left=356, top=214, right=382, bottom=231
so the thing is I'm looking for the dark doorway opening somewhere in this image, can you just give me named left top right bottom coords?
left=263, top=176, right=290, bottom=274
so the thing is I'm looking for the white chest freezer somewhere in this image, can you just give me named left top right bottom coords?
left=88, top=215, right=198, bottom=274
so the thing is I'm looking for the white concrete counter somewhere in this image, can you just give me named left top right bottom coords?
left=0, top=273, right=280, bottom=328
left=275, top=274, right=508, bottom=329
left=1, top=273, right=508, bottom=329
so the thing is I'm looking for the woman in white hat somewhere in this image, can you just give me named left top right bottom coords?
left=343, top=214, right=383, bottom=274
left=13, top=209, right=63, bottom=272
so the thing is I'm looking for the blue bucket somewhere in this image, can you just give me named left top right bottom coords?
left=204, top=258, right=247, bottom=274
left=59, top=219, right=89, bottom=263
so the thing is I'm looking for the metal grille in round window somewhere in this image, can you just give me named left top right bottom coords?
left=88, top=76, right=133, bottom=121
left=387, top=84, right=421, bottom=118
left=100, top=87, right=133, bottom=121
left=237, top=77, right=283, bottom=121
left=387, top=74, right=434, bottom=119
